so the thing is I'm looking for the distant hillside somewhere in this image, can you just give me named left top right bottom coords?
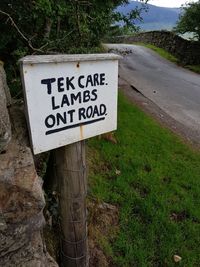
left=117, top=1, right=181, bottom=31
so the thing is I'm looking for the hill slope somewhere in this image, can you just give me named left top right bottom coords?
left=117, top=1, right=181, bottom=31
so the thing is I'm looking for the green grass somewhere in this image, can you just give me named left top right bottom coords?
left=186, top=65, right=200, bottom=74
left=134, top=43, right=178, bottom=63
left=88, top=92, right=200, bottom=267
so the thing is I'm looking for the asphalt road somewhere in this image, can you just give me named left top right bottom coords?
left=106, top=44, right=200, bottom=139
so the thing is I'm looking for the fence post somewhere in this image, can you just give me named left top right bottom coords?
left=54, top=141, right=88, bottom=267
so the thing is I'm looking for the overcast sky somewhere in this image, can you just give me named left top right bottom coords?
left=147, top=0, right=198, bottom=8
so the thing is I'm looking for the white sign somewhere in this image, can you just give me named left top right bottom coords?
left=20, top=54, right=120, bottom=154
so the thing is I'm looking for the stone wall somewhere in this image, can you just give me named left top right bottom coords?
left=0, top=62, right=11, bottom=153
left=113, top=31, right=200, bottom=65
left=0, top=63, right=58, bottom=267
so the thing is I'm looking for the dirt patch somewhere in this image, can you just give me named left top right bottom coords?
left=170, top=211, right=190, bottom=222
left=143, top=164, right=152, bottom=173
left=131, top=181, right=150, bottom=198
left=119, top=77, right=200, bottom=150
left=43, top=197, right=119, bottom=267
left=162, top=176, right=172, bottom=185
left=88, top=200, right=119, bottom=267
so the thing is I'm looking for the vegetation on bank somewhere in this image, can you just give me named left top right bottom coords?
left=135, top=42, right=178, bottom=63
left=134, top=42, right=200, bottom=74
left=186, top=65, right=200, bottom=74
left=88, top=92, right=200, bottom=266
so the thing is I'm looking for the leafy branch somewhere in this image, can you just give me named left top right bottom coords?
left=0, top=9, right=48, bottom=53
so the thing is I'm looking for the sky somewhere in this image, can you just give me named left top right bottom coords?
left=147, top=0, right=198, bottom=8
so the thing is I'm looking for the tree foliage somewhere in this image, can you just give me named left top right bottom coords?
left=0, top=0, right=148, bottom=59
left=0, top=0, right=147, bottom=96
left=175, top=0, right=200, bottom=40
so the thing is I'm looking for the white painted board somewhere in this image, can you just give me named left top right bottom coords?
left=20, top=54, right=120, bottom=154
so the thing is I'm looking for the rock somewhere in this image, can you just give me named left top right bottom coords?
left=0, top=63, right=11, bottom=153
left=115, top=169, right=121, bottom=176
left=0, top=104, right=58, bottom=266
left=173, top=255, right=182, bottom=263
left=0, top=62, right=12, bottom=106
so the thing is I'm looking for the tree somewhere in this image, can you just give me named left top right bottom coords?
left=175, top=0, right=200, bottom=40
left=0, top=0, right=148, bottom=58
left=0, top=0, right=147, bottom=96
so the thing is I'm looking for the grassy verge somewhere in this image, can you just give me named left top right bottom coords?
left=134, top=42, right=200, bottom=74
left=136, top=43, right=178, bottom=63
left=185, top=65, right=200, bottom=74
left=88, top=92, right=200, bottom=267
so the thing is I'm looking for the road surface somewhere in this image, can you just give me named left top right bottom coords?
left=106, top=44, right=200, bottom=139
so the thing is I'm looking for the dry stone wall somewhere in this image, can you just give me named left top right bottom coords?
left=113, top=31, right=200, bottom=65
left=0, top=62, right=11, bottom=153
left=0, top=63, right=58, bottom=267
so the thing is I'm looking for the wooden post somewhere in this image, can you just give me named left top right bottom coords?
left=54, top=141, right=88, bottom=267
